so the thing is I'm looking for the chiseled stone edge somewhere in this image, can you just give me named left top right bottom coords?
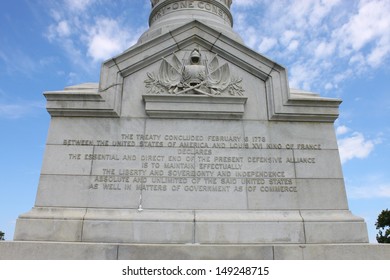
left=14, top=208, right=369, bottom=244
left=1, top=242, right=390, bottom=260
left=265, top=71, right=342, bottom=123
left=142, top=94, right=248, bottom=119
left=44, top=82, right=122, bottom=118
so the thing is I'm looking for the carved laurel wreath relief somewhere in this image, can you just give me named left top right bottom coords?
left=144, top=49, right=244, bottom=97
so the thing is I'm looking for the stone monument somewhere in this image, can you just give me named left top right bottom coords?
left=1, top=0, right=389, bottom=259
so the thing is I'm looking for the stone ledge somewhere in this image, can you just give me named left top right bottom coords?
left=142, top=94, right=248, bottom=119
left=14, top=208, right=369, bottom=244
left=1, top=242, right=390, bottom=260
left=44, top=83, right=121, bottom=118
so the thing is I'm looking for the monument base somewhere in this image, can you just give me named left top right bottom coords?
left=14, top=208, right=369, bottom=244
left=1, top=241, right=390, bottom=260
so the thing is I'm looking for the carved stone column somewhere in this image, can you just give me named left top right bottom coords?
left=139, top=0, right=242, bottom=44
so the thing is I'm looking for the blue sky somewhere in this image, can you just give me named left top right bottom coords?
left=0, top=0, right=389, bottom=242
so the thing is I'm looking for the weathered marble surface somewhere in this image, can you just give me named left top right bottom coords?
left=1, top=242, right=390, bottom=260
left=8, top=0, right=389, bottom=259
left=16, top=113, right=367, bottom=244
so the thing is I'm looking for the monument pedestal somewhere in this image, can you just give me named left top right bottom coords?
left=14, top=208, right=368, bottom=244
left=1, top=242, right=390, bottom=260
left=3, top=0, right=390, bottom=260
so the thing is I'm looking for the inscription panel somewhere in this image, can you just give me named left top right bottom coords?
left=37, top=121, right=341, bottom=209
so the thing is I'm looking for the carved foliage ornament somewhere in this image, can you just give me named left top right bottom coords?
left=145, top=49, right=244, bottom=97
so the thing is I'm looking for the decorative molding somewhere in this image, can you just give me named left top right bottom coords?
left=49, top=21, right=341, bottom=122
left=136, top=21, right=340, bottom=122
left=265, top=71, right=342, bottom=122
left=44, top=83, right=121, bottom=118
left=141, top=47, right=247, bottom=119
left=143, top=94, right=247, bottom=119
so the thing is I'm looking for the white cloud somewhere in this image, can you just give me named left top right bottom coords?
left=336, top=125, right=351, bottom=135
left=87, top=18, right=137, bottom=62
left=281, top=30, right=298, bottom=47
left=40, top=0, right=390, bottom=92
left=67, top=72, right=78, bottom=85
left=367, top=42, right=390, bottom=67
left=324, top=82, right=335, bottom=90
left=45, top=1, right=145, bottom=71
left=0, top=48, right=43, bottom=77
left=338, top=132, right=375, bottom=164
left=56, top=20, right=71, bottom=37
left=0, top=101, right=45, bottom=119
left=314, top=41, right=336, bottom=59
left=336, top=0, right=390, bottom=51
left=287, top=40, right=299, bottom=52
left=309, top=0, right=342, bottom=26
left=333, top=69, right=353, bottom=84
left=346, top=172, right=390, bottom=200
left=65, top=0, right=94, bottom=12
left=232, top=0, right=390, bottom=91
left=258, top=37, right=277, bottom=53
left=348, top=184, right=390, bottom=199
left=349, top=53, right=365, bottom=66
left=289, top=62, right=320, bottom=90
left=334, top=0, right=390, bottom=67
left=234, top=0, right=256, bottom=7
left=241, top=26, right=258, bottom=49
